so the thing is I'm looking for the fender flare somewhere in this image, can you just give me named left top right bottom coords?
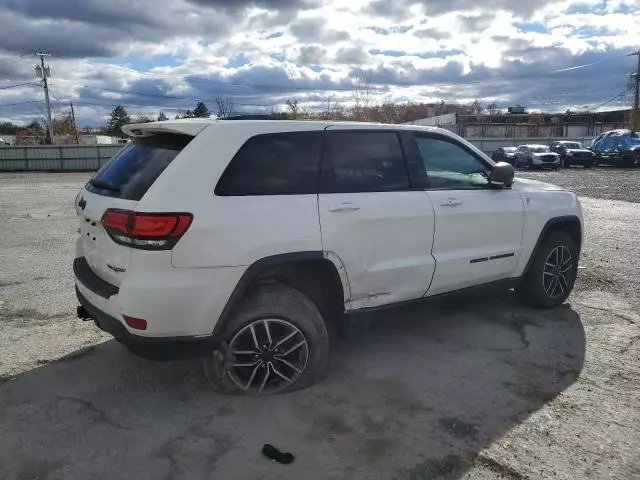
left=522, top=215, right=582, bottom=277
left=213, top=251, right=350, bottom=335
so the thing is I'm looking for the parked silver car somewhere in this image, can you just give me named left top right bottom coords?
left=514, top=145, right=560, bottom=170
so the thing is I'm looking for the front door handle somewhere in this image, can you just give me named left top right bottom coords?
left=439, top=198, right=463, bottom=207
left=328, top=202, right=361, bottom=212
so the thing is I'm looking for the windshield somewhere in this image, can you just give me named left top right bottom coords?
left=564, top=142, right=585, bottom=149
left=530, top=146, right=550, bottom=153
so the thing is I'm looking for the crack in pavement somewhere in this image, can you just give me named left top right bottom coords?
left=575, top=303, right=639, bottom=325
left=55, top=396, right=130, bottom=431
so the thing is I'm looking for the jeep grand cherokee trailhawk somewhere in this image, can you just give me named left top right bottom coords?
left=74, top=119, right=583, bottom=395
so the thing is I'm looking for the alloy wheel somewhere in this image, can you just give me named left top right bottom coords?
left=542, top=245, right=573, bottom=299
left=227, top=318, right=309, bottom=394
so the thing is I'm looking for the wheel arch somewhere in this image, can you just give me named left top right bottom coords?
left=522, top=215, right=582, bottom=277
left=213, top=251, right=348, bottom=336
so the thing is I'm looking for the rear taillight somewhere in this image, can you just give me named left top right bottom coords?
left=101, top=209, right=193, bottom=250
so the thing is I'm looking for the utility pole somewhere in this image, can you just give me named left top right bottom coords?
left=630, top=49, right=640, bottom=132
left=35, top=52, right=54, bottom=144
left=70, top=102, right=80, bottom=144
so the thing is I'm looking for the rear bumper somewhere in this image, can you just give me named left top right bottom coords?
left=76, top=286, right=219, bottom=360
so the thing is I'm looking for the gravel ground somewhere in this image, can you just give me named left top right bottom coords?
left=0, top=171, right=639, bottom=480
left=517, top=166, right=640, bottom=203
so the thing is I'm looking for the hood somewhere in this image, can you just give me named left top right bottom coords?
left=532, top=151, right=557, bottom=157
left=512, top=177, right=566, bottom=192
left=566, top=148, right=592, bottom=154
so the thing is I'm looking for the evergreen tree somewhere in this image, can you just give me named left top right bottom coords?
left=106, top=106, right=131, bottom=137
left=192, top=101, right=210, bottom=118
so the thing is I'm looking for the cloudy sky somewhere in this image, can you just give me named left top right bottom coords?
left=0, top=0, right=638, bottom=126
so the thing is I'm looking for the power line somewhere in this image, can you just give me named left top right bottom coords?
left=0, top=99, right=43, bottom=107
left=589, top=88, right=632, bottom=111
left=0, top=81, right=38, bottom=90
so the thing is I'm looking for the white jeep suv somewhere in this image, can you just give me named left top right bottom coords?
left=74, top=119, right=582, bottom=395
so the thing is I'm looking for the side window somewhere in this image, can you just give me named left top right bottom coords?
left=215, top=131, right=322, bottom=196
left=413, top=135, right=490, bottom=190
left=321, top=131, right=410, bottom=193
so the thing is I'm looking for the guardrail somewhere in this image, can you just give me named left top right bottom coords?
left=0, top=145, right=122, bottom=172
left=0, top=137, right=596, bottom=172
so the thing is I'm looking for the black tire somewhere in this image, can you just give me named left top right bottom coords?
left=560, top=155, right=567, bottom=168
left=517, top=231, right=578, bottom=309
left=203, top=284, right=329, bottom=395
left=584, top=160, right=593, bottom=169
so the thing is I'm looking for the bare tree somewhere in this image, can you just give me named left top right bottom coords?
left=214, top=95, right=233, bottom=118
left=286, top=99, right=302, bottom=119
left=352, top=70, right=373, bottom=122
left=486, top=102, right=501, bottom=115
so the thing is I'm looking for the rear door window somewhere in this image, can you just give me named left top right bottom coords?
left=87, top=133, right=193, bottom=201
left=214, top=131, right=322, bottom=196
left=321, top=131, right=410, bottom=193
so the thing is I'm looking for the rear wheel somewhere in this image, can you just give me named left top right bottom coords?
left=204, top=285, right=329, bottom=395
left=517, top=231, right=578, bottom=309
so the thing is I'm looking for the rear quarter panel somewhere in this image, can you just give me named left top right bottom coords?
left=136, top=121, right=325, bottom=268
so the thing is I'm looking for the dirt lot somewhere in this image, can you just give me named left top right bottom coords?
left=0, top=170, right=639, bottom=480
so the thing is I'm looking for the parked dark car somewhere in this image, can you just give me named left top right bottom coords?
left=492, top=146, right=517, bottom=164
left=550, top=141, right=595, bottom=168
left=590, top=129, right=640, bottom=167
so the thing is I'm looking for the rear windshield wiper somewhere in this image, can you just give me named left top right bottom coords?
left=89, top=178, right=120, bottom=191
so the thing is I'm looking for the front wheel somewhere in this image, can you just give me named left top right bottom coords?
left=517, top=231, right=578, bottom=309
left=560, top=155, right=568, bottom=168
left=204, top=285, right=329, bottom=395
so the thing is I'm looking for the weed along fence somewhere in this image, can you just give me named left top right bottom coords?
left=0, top=136, right=596, bottom=172
left=0, top=145, right=122, bottom=172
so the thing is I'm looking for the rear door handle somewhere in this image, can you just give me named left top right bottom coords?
left=328, top=202, right=361, bottom=212
left=439, top=198, right=463, bottom=207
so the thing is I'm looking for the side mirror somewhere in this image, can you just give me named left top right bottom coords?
left=490, top=162, right=514, bottom=187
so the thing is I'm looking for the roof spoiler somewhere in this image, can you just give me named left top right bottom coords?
left=121, top=121, right=212, bottom=137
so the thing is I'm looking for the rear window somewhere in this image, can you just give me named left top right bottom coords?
left=214, top=131, right=322, bottom=196
left=86, top=133, right=193, bottom=201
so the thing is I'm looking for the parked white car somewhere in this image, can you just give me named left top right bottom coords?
left=74, top=119, right=583, bottom=394
left=514, top=144, right=560, bottom=169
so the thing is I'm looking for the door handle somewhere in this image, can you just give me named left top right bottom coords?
left=439, top=198, right=463, bottom=207
left=328, top=202, right=361, bottom=212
